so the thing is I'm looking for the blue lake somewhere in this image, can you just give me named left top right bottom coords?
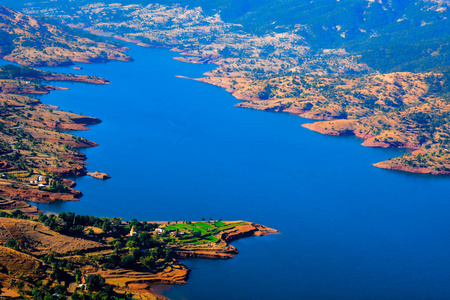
left=11, top=44, right=450, bottom=299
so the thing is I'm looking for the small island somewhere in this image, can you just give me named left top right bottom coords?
left=87, top=171, right=111, bottom=180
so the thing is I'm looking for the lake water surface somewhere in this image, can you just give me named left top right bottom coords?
left=13, top=44, right=450, bottom=299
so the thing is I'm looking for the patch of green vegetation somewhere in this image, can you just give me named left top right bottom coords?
left=0, top=30, right=15, bottom=55
left=217, top=222, right=248, bottom=231
left=165, top=222, right=214, bottom=235
left=163, top=221, right=248, bottom=245
left=205, top=235, right=218, bottom=242
left=0, top=64, right=50, bottom=80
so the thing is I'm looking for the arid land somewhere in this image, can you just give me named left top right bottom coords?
left=0, top=5, right=132, bottom=67
left=0, top=63, right=116, bottom=216
left=0, top=1, right=447, bottom=298
left=24, top=2, right=450, bottom=175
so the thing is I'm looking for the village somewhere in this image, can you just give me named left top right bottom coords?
left=0, top=209, right=277, bottom=298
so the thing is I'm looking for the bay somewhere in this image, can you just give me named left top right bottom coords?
left=13, top=44, right=450, bottom=299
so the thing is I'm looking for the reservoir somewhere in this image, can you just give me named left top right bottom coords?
left=21, top=44, right=450, bottom=299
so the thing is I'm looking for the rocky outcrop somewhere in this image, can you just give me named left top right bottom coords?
left=221, top=222, right=279, bottom=243
left=303, top=122, right=421, bottom=150
left=374, top=161, right=450, bottom=175
left=0, top=186, right=82, bottom=203
left=302, top=123, right=344, bottom=136
left=171, top=244, right=239, bottom=259
left=87, top=171, right=111, bottom=180
left=44, top=165, right=86, bottom=177
left=61, top=179, right=77, bottom=188
left=0, top=197, right=41, bottom=217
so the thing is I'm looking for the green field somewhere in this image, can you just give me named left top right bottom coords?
left=163, top=221, right=247, bottom=245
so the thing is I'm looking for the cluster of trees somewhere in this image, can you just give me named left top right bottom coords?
left=0, top=210, right=161, bottom=243
left=37, top=212, right=128, bottom=236
left=408, top=111, right=450, bottom=143
left=31, top=274, right=117, bottom=300
left=128, top=218, right=159, bottom=232
left=1, top=151, right=28, bottom=170
left=0, top=209, right=30, bottom=219
left=0, top=31, right=16, bottom=55
left=39, top=179, right=70, bottom=194
left=427, top=67, right=450, bottom=101
left=96, top=243, right=170, bottom=270
left=258, top=84, right=275, bottom=100
left=0, top=64, right=50, bottom=80
left=98, top=230, right=169, bottom=270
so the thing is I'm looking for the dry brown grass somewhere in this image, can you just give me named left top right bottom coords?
left=0, top=218, right=111, bottom=256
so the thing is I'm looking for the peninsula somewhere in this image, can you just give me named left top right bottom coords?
left=0, top=211, right=278, bottom=299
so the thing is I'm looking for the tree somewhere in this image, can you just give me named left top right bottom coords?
left=113, top=240, right=123, bottom=252
left=85, top=274, right=105, bottom=292
left=130, top=218, right=139, bottom=227
left=140, top=255, right=155, bottom=269
left=6, top=239, right=17, bottom=250
left=126, top=240, right=137, bottom=249
left=120, top=255, right=136, bottom=268
left=74, top=269, right=82, bottom=284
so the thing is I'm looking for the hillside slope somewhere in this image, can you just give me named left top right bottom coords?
left=10, top=0, right=450, bottom=72
left=12, top=1, right=450, bottom=175
left=0, top=5, right=132, bottom=66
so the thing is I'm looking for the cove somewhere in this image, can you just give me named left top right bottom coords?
left=20, top=44, right=450, bottom=299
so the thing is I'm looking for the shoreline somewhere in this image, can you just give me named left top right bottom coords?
left=177, top=74, right=439, bottom=176
left=0, top=66, right=112, bottom=212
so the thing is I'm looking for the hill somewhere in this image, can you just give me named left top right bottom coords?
left=0, top=64, right=114, bottom=211
left=9, top=0, right=450, bottom=72
left=11, top=1, right=450, bottom=175
left=0, top=5, right=132, bottom=66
